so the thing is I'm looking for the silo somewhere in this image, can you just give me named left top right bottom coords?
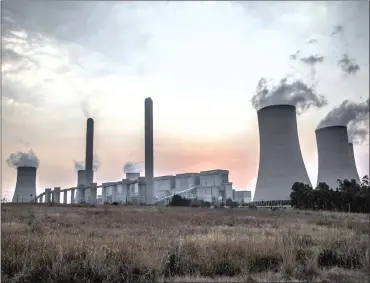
left=254, top=105, right=311, bottom=201
left=12, top=166, right=37, bottom=203
left=316, top=126, right=361, bottom=189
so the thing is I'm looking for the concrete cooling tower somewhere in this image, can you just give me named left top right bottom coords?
left=74, top=169, right=86, bottom=203
left=12, top=166, right=37, bottom=203
left=316, top=126, right=360, bottom=189
left=348, top=143, right=360, bottom=182
left=254, top=105, right=311, bottom=201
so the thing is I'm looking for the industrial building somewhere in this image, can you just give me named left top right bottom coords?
left=316, top=126, right=360, bottom=189
left=92, top=170, right=249, bottom=205
left=254, top=105, right=311, bottom=202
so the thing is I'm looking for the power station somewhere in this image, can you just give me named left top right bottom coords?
left=9, top=98, right=366, bottom=205
left=254, top=105, right=311, bottom=201
left=316, top=126, right=361, bottom=189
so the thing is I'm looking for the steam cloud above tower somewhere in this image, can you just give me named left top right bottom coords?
left=317, top=99, right=370, bottom=144
left=7, top=150, right=40, bottom=168
left=74, top=154, right=101, bottom=171
left=251, top=77, right=327, bottom=113
left=123, top=161, right=144, bottom=173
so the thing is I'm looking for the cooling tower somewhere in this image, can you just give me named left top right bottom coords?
left=145, top=97, right=154, bottom=203
left=316, top=126, right=360, bottom=189
left=85, top=118, right=94, bottom=185
left=75, top=170, right=86, bottom=203
left=348, top=143, right=360, bottom=182
left=254, top=105, right=311, bottom=201
left=12, top=166, right=37, bottom=203
left=126, top=172, right=140, bottom=180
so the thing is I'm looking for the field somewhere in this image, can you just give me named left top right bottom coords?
left=1, top=204, right=369, bottom=282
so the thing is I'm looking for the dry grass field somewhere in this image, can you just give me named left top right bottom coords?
left=1, top=204, right=369, bottom=282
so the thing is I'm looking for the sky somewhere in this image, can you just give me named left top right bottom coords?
left=2, top=1, right=369, bottom=200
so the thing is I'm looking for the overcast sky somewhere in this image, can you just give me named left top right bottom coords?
left=2, top=1, right=369, bottom=200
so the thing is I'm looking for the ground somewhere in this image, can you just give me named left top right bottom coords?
left=1, top=204, right=369, bottom=282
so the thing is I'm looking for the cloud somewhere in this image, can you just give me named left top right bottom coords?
left=289, top=50, right=300, bottom=60
left=123, top=161, right=144, bottom=173
left=307, top=39, right=318, bottom=44
left=251, top=77, right=327, bottom=114
left=300, top=54, right=324, bottom=66
left=6, top=150, right=40, bottom=168
left=337, top=53, right=360, bottom=75
left=73, top=154, right=101, bottom=171
left=317, top=99, right=369, bottom=144
left=331, top=25, right=343, bottom=36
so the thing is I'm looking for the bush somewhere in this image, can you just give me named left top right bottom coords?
left=169, top=195, right=191, bottom=207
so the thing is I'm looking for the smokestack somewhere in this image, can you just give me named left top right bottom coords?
left=12, top=166, right=37, bottom=203
left=85, top=118, right=94, bottom=184
left=254, top=105, right=311, bottom=201
left=316, top=126, right=361, bottom=189
left=348, top=143, right=360, bottom=182
left=145, top=97, right=154, bottom=203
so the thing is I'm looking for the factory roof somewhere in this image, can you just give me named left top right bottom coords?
left=154, top=175, right=175, bottom=180
left=200, top=169, right=229, bottom=175
left=175, top=173, right=199, bottom=177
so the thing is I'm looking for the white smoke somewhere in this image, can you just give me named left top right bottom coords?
left=317, top=99, right=369, bottom=144
left=73, top=154, right=101, bottom=171
left=251, top=77, right=327, bottom=114
left=123, top=161, right=144, bottom=173
left=6, top=149, right=40, bottom=168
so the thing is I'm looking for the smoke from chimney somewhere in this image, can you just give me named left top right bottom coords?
left=73, top=154, right=101, bottom=171
left=317, top=99, right=369, bottom=144
left=7, top=150, right=40, bottom=169
left=123, top=161, right=144, bottom=173
left=251, top=77, right=327, bottom=114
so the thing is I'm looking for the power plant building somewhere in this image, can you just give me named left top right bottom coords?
left=254, top=105, right=311, bottom=201
left=316, top=126, right=361, bottom=189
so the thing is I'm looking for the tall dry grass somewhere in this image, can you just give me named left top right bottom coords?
left=1, top=204, right=369, bottom=282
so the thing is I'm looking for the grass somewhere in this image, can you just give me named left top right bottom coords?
left=1, top=204, right=369, bottom=282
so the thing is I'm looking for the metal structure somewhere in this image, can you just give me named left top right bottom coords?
left=316, top=126, right=361, bottom=189
left=254, top=105, right=311, bottom=201
left=12, top=166, right=37, bottom=203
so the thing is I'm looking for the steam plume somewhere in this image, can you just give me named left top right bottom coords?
left=74, top=154, right=101, bottom=171
left=80, top=94, right=102, bottom=118
left=331, top=25, right=343, bottom=36
left=6, top=150, right=40, bottom=168
left=251, top=77, right=327, bottom=114
left=123, top=161, right=144, bottom=173
left=338, top=53, right=360, bottom=75
left=317, top=99, right=369, bottom=144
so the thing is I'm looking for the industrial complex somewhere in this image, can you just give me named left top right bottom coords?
left=10, top=99, right=361, bottom=205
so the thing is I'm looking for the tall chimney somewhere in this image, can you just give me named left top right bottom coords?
left=145, top=97, right=154, bottom=203
left=85, top=118, right=94, bottom=185
left=12, top=166, right=37, bottom=203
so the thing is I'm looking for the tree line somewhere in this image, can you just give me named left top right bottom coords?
left=290, top=175, right=370, bottom=213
